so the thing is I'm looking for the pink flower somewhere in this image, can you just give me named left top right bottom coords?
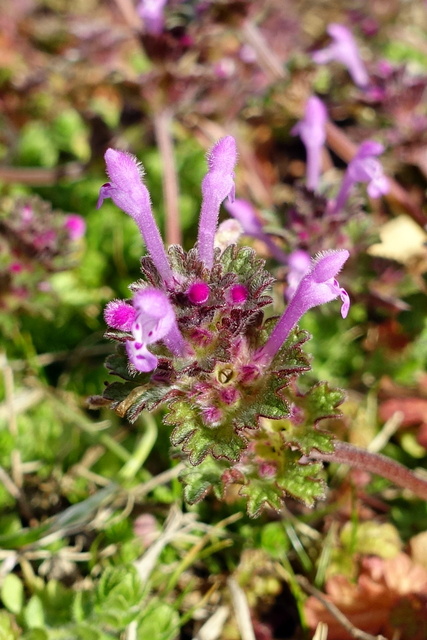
left=137, top=0, right=168, bottom=35
left=197, top=136, right=237, bottom=270
left=332, top=140, right=389, bottom=214
left=291, top=96, right=327, bottom=191
left=126, top=288, right=187, bottom=372
left=286, top=249, right=312, bottom=300
left=98, top=149, right=174, bottom=286
left=256, top=250, right=350, bottom=366
left=313, top=23, right=369, bottom=88
left=64, top=215, right=86, bottom=240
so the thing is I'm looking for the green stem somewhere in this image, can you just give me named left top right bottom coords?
left=119, top=412, right=158, bottom=480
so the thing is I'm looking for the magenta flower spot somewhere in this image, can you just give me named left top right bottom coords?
left=64, top=215, right=86, bottom=240
left=137, top=0, right=168, bottom=35
left=104, top=299, right=136, bottom=332
left=239, top=364, right=261, bottom=385
left=228, top=284, right=248, bottom=305
left=256, top=250, right=350, bottom=366
left=9, top=261, right=24, bottom=274
left=313, top=23, right=369, bottom=88
left=133, top=513, right=159, bottom=548
left=332, top=140, right=389, bottom=215
left=291, top=96, right=327, bottom=191
left=187, top=282, right=210, bottom=305
left=98, top=149, right=174, bottom=286
left=197, top=136, right=237, bottom=270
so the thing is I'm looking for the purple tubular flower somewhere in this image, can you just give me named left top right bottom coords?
left=137, top=0, right=168, bottom=35
left=312, top=23, right=369, bottom=89
left=291, top=97, right=327, bottom=191
left=126, top=288, right=187, bottom=373
left=197, top=136, right=237, bottom=270
left=256, top=250, right=350, bottom=366
left=332, top=140, right=389, bottom=215
left=286, top=249, right=312, bottom=300
left=97, top=149, right=174, bottom=286
left=225, top=199, right=289, bottom=264
left=225, top=198, right=262, bottom=236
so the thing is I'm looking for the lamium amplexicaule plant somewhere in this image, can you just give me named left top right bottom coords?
left=91, top=136, right=427, bottom=517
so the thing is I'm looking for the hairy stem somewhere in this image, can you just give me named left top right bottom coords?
left=153, top=110, right=182, bottom=246
left=309, top=441, right=427, bottom=500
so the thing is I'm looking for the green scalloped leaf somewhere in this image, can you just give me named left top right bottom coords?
left=167, top=399, right=248, bottom=464
left=103, top=381, right=141, bottom=406
left=240, top=449, right=326, bottom=518
left=281, top=422, right=334, bottom=455
left=179, top=457, right=227, bottom=504
left=303, top=382, right=345, bottom=423
left=105, top=351, right=135, bottom=381
left=280, top=382, right=344, bottom=454
left=239, top=480, right=284, bottom=517
left=104, top=345, right=152, bottom=386
left=126, top=385, right=176, bottom=422
left=104, top=381, right=174, bottom=422
left=220, top=244, right=267, bottom=282
left=234, top=372, right=291, bottom=429
left=276, top=451, right=326, bottom=506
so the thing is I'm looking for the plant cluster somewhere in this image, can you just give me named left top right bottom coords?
left=91, top=138, right=351, bottom=516
left=1, top=1, right=427, bottom=639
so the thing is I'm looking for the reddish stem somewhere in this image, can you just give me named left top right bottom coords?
left=153, top=110, right=182, bottom=247
left=309, top=441, right=427, bottom=500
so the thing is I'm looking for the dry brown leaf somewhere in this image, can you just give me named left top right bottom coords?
left=368, top=214, right=427, bottom=264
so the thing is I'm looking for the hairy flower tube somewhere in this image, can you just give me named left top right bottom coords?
left=286, top=249, right=312, bottom=300
left=331, top=140, right=389, bottom=215
left=291, top=96, right=327, bottom=191
left=95, top=137, right=351, bottom=516
left=256, top=250, right=350, bottom=367
left=312, top=23, right=369, bottom=88
left=197, top=136, right=237, bottom=270
left=97, top=149, right=174, bottom=286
